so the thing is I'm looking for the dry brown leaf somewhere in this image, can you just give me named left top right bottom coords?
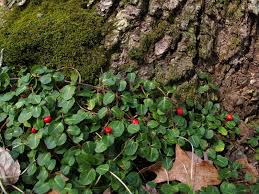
left=238, top=121, right=253, bottom=143
left=103, top=188, right=111, bottom=194
left=48, top=190, right=60, bottom=194
left=140, top=145, right=221, bottom=191
left=236, top=158, right=259, bottom=183
left=0, top=147, right=20, bottom=185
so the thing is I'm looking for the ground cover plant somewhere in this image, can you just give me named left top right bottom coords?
left=0, top=65, right=258, bottom=194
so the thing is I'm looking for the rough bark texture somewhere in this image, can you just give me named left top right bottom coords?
left=0, top=0, right=258, bottom=122
left=95, top=0, right=259, bottom=122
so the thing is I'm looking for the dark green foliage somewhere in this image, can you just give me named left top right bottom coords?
left=0, top=0, right=109, bottom=82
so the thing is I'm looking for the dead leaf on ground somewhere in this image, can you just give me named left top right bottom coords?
left=140, top=145, right=221, bottom=191
left=0, top=147, right=20, bottom=185
left=48, top=190, right=60, bottom=194
left=238, top=121, right=254, bottom=143
left=236, top=158, right=259, bottom=183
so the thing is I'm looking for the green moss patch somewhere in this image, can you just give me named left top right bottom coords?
left=0, top=0, right=109, bottom=82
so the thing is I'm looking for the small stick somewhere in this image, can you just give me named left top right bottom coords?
left=109, top=171, right=132, bottom=194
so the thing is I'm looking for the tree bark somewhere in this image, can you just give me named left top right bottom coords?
left=96, top=0, right=259, bottom=121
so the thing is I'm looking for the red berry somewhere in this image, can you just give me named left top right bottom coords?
left=43, top=115, right=52, bottom=123
left=104, top=127, right=112, bottom=134
left=132, top=119, right=139, bottom=125
left=177, top=107, right=184, bottom=116
left=31, top=127, right=37, bottom=134
left=226, top=114, right=233, bottom=121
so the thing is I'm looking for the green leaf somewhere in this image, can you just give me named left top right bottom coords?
left=102, top=135, right=114, bottom=146
left=46, top=159, right=56, bottom=171
left=33, top=182, right=50, bottom=194
left=18, top=108, right=32, bottom=123
left=226, top=121, right=236, bottom=129
left=95, top=141, right=107, bottom=153
left=72, top=133, right=84, bottom=144
left=98, top=107, right=108, bottom=119
left=28, top=94, right=42, bottom=105
left=87, top=99, right=96, bottom=110
left=79, top=169, right=96, bottom=185
left=37, top=152, right=51, bottom=166
left=44, top=136, right=57, bottom=149
left=160, top=184, right=179, bottom=194
left=48, top=122, right=64, bottom=135
left=147, top=120, right=159, bottom=129
left=27, top=163, right=37, bottom=176
left=118, top=80, right=127, bottom=91
left=189, top=135, right=200, bottom=148
left=0, top=113, right=7, bottom=122
left=218, top=127, right=228, bottom=136
left=32, top=106, right=42, bottom=118
left=40, top=74, right=52, bottom=84
left=111, top=106, right=124, bottom=118
left=96, top=164, right=109, bottom=175
left=56, top=133, right=67, bottom=146
left=16, top=85, right=27, bottom=96
left=109, top=121, right=124, bottom=137
left=127, top=124, right=140, bottom=134
left=205, top=130, right=214, bottom=139
left=103, top=92, right=115, bottom=105
left=146, top=148, right=159, bottom=162
left=144, top=98, right=154, bottom=108
left=53, top=175, right=66, bottom=190
left=61, top=85, right=76, bottom=101
left=124, top=140, right=138, bottom=156
left=37, top=167, right=48, bottom=181
left=215, top=155, right=228, bottom=167
left=158, top=97, right=172, bottom=112
left=53, top=72, right=64, bottom=81
left=59, top=98, right=75, bottom=113
left=214, top=140, right=225, bottom=152
left=144, top=80, right=156, bottom=91
left=0, top=91, right=15, bottom=102
left=220, top=182, right=236, bottom=194
left=27, top=131, right=42, bottom=149
left=70, top=71, right=79, bottom=85
left=67, top=125, right=81, bottom=136
left=162, top=157, right=173, bottom=171
left=127, top=72, right=136, bottom=83
left=198, top=85, right=209, bottom=94
left=136, top=104, right=148, bottom=116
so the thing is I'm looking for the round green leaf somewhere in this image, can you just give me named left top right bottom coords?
left=109, top=121, right=124, bottom=137
left=96, top=164, right=109, bottom=175
left=214, top=140, right=225, bottom=152
left=124, top=140, right=138, bottom=156
left=215, top=155, right=228, bottom=167
left=18, top=108, right=32, bottom=123
left=53, top=175, right=66, bottom=190
left=95, top=141, right=107, bottom=153
left=218, top=127, right=228, bottom=136
left=158, top=97, right=172, bottom=112
left=127, top=124, right=140, bottom=134
left=103, top=92, right=115, bottom=105
left=27, top=131, right=42, bottom=149
left=44, top=136, right=57, bottom=149
left=118, top=80, right=127, bottom=91
left=79, top=169, right=96, bottom=185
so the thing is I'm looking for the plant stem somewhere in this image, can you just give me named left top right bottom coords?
left=0, top=179, right=7, bottom=194
left=109, top=171, right=132, bottom=194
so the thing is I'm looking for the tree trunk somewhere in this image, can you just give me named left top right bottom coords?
left=95, top=0, right=259, bottom=121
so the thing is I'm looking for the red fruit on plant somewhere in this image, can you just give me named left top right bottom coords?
left=43, top=115, right=52, bottom=123
left=226, top=114, right=233, bottom=121
left=104, top=127, right=112, bottom=134
left=177, top=107, right=184, bottom=116
left=132, top=119, right=139, bottom=125
left=31, top=127, right=37, bottom=134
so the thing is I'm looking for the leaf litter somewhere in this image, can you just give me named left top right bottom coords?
left=0, top=147, right=20, bottom=185
left=140, top=145, right=221, bottom=191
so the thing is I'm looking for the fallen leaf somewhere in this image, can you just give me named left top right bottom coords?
left=238, top=121, right=253, bottom=143
left=48, top=190, right=60, bottom=194
left=236, top=158, right=259, bottom=183
left=0, top=147, right=20, bottom=185
left=143, top=184, right=159, bottom=194
left=103, top=188, right=111, bottom=194
left=140, top=145, right=221, bottom=191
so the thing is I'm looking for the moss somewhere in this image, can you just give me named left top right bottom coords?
left=140, top=21, right=168, bottom=53
left=0, top=0, right=110, bottom=82
left=128, top=48, right=143, bottom=60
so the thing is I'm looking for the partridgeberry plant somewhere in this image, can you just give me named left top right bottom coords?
left=0, top=66, right=258, bottom=194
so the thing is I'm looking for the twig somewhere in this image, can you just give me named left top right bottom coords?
left=163, top=168, right=169, bottom=184
left=95, top=132, right=102, bottom=139
left=109, top=171, right=132, bottom=194
left=56, top=67, right=82, bottom=84
left=0, top=179, right=7, bottom=194
left=11, top=185, right=24, bottom=194
left=157, top=87, right=167, bottom=96
left=177, top=136, right=194, bottom=185
left=94, top=175, right=101, bottom=186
